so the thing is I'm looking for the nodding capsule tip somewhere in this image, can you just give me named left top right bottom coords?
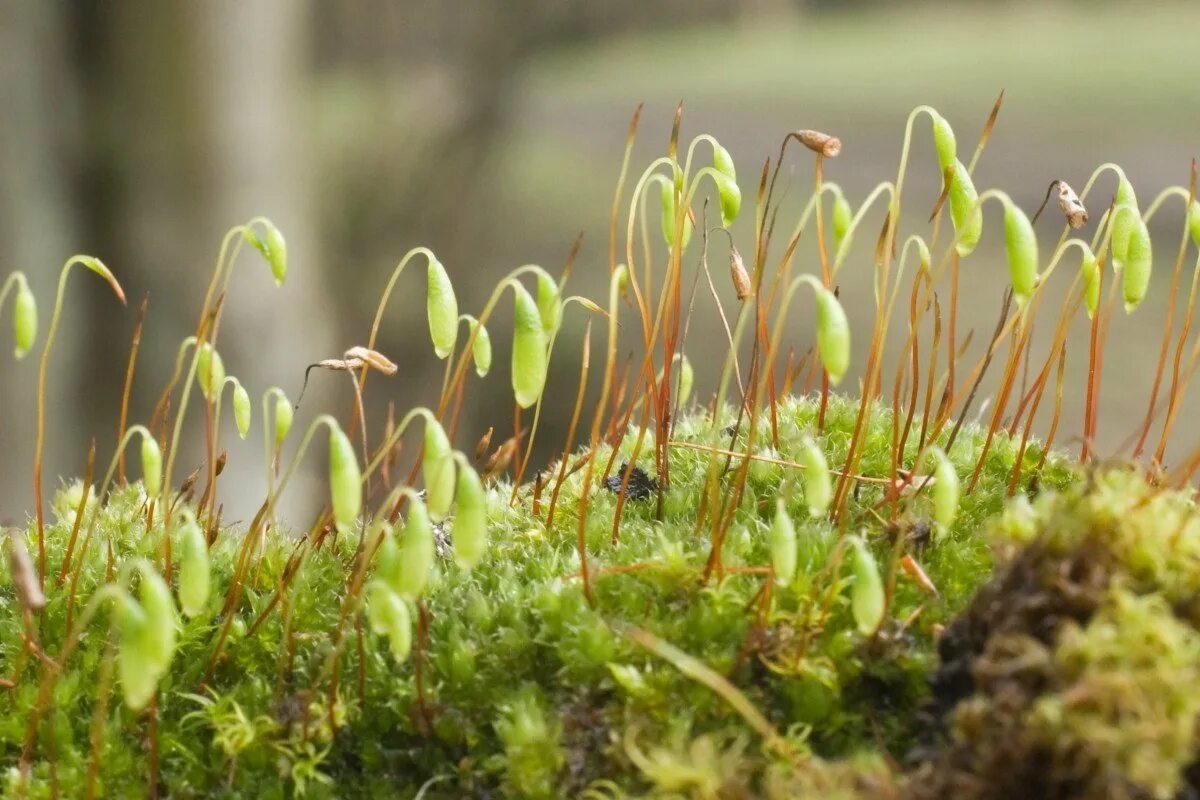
left=1056, top=181, right=1089, bottom=229
left=797, top=129, right=841, bottom=158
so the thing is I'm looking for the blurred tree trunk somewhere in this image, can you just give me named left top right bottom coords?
left=1, top=1, right=333, bottom=525
left=0, top=1, right=82, bottom=521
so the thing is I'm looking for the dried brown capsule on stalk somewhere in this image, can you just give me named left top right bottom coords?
left=797, top=129, right=842, bottom=159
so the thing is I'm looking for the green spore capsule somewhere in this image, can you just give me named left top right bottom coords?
left=367, top=583, right=412, bottom=663
left=396, top=498, right=435, bottom=600
left=328, top=424, right=362, bottom=533
left=12, top=283, right=36, bottom=359
left=714, top=171, right=741, bottom=227
left=536, top=271, right=562, bottom=336
left=800, top=437, right=832, bottom=517
left=452, top=464, right=488, bottom=570
left=815, top=287, right=851, bottom=386
left=245, top=221, right=287, bottom=286
left=232, top=381, right=251, bottom=439
left=511, top=284, right=549, bottom=409
left=423, top=420, right=456, bottom=521
left=137, top=568, right=178, bottom=676
left=264, top=223, right=287, bottom=286
left=713, top=142, right=737, bottom=183
left=274, top=392, right=293, bottom=446
left=1112, top=176, right=1138, bottom=269
left=1003, top=201, right=1039, bottom=306
left=674, top=354, right=694, bottom=406
left=948, top=160, right=983, bottom=257
left=471, top=320, right=493, bottom=377
left=117, top=595, right=157, bottom=711
left=177, top=511, right=210, bottom=618
left=196, top=343, right=225, bottom=402
left=1123, top=212, right=1153, bottom=313
left=849, top=536, right=885, bottom=636
left=769, top=498, right=798, bottom=586
left=375, top=526, right=403, bottom=594
left=140, top=436, right=162, bottom=499
left=1083, top=251, right=1102, bottom=319
left=930, top=449, right=960, bottom=531
left=426, top=257, right=459, bottom=359
left=932, top=112, right=957, bottom=172
left=832, top=192, right=853, bottom=257
left=1189, top=199, right=1200, bottom=250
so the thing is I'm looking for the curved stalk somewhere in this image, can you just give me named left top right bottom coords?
left=32, top=256, right=126, bottom=588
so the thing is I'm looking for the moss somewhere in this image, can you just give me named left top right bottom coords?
left=906, top=469, right=1200, bottom=800
left=0, top=394, right=1095, bottom=799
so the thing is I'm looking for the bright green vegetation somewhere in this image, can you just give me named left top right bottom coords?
left=6, top=88, right=1200, bottom=799
left=2, top=396, right=1073, bottom=798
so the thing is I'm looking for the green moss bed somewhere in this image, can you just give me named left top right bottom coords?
left=5, top=395, right=1200, bottom=799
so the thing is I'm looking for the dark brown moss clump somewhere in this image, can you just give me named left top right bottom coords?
left=904, top=471, right=1200, bottom=800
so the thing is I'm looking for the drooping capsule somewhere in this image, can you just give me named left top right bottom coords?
left=1082, top=250, right=1102, bottom=320
left=713, top=142, right=737, bottom=183
left=800, top=437, right=832, bottom=517
left=366, top=582, right=412, bottom=663
left=832, top=192, right=853, bottom=257
left=232, top=381, right=251, bottom=439
left=395, top=497, right=435, bottom=600
left=117, top=595, right=157, bottom=711
left=511, top=284, right=549, bottom=409
left=12, top=283, right=36, bottom=360
left=452, top=464, right=488, bottom=570
left=1003, top=201, right=1039, bottom=305
left=1189, top=199, right=1200, bottom=250
left=426, top=257, right=459, bottom=359
left=176, top=511, right=210, bottom=618
left=471, top=319, right=492, bottom=377
left=931, top=112, right=956, bottom=172
left=245, top=221, right=287, bottom=286
left=1123, top=212, right=1153, bottom=313
left=705, top=136, right=734, bottom=225
left=729, top=249, right=752, bottom=301
left=196, top=343, right=225, bottom=402
left=930, top=449, right=960, bottom=531
left=1111, top=176, right=1138, bottom=269
left=423, top=419, right=456, bottom=521
left=1056, top=182, right=1088, bottom=229
left=849, top=536, right=885, bottom=636
left=328, top=424, right=362, bottom=532
left=769, top=498, right=797, bottom=586
left=6, top=532, right=45, bottom=613
left=264, top=222, right=287, bottom=286
left=948, top=160, right=983, bottom=257
left=670, top=354, right=694, bottom=406
left=714, top=172, right=741, bottom=228
left=141, top=435, right=163, bottom=499
left=815, top=287, right=851, bottom=386
left=274, top=391, right=293, bottom=446
left=536, top=271, right=563, bottom=337
left=136, top=568, right=178, bottom=675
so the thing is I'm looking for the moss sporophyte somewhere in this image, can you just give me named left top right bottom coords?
left=5, top=98, right=1200, bottom=798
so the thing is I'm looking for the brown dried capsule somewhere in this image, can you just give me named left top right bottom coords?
left=474, top=426, right=494, bottom=463
left=1056, top=181, right=1088, bottom=229
left=7, top=532, right=46, bottom=612
left=729, top=248, right=752, bottom=300
left=797, top=129, right=842, bottom=159
left=343, top=346, right=398, bottom=376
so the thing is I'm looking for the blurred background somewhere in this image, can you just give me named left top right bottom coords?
left=2, top=0, right=1198, bottom=526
